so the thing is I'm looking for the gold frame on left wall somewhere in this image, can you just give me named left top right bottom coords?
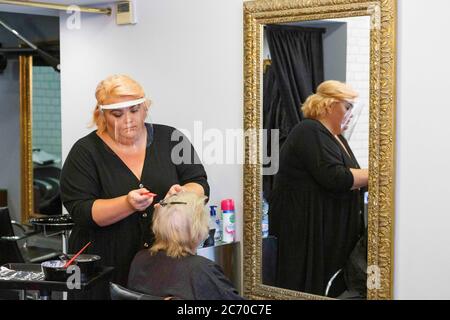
left=19, top=55, right=34, bottom=224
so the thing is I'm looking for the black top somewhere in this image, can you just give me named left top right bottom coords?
left=60, top=123, right=210, bottom=293
left=268, top=119, right=364, bottom=296
left=128, top=250, right=243, bottom=300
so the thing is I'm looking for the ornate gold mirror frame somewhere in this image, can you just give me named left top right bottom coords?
left=243, top=0, right=396, bottom=300
left=19, top=54, right=34, bottom=224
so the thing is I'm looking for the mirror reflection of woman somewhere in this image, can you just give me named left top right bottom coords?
left=60, top=75, right=209, bottom=299
left=268, top=80, right=368, bottom=296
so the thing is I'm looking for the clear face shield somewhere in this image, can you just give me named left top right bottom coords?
left=341, top=100, right=363, bottom=140
left=99, top=97, right=153, bottom=149
left=99, top=97, right=147, bottom=111
left=341, top=101, right=354, bottom=130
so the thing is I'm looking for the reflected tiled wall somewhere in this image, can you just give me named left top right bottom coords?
left=32, top=66, right=61, bottom=160
left=345, top=16, right=371, bottom=169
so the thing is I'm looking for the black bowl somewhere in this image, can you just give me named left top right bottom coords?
left=64, top=254, right=102, bottom=279
left=41, top=260, right=78, bottom=282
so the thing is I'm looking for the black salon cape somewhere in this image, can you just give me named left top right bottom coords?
left=60, top=123, right=209, bottom=299
left=268, top=119, right=363, bottom=296
left=128, top=250, right=243, bottom=300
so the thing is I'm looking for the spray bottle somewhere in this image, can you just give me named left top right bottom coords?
left=210, top=205, right=222, bottom=244
left=221, top=199, right=235, bottom=243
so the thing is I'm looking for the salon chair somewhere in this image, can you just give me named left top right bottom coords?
left=0, top=207, right=60, bottom=266
left=325, top=269, right=366, bottom=300
left=33, top=165, right=62, bottom=215
left=0, top=207, right=61, bottom=300
left=109, top=283, right=177, bottom=300
left=262, top=236, right=277, bottom=286
left=325, top=269, right=346, bottom=298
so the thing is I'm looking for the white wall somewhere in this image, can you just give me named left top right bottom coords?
left=0, top=13, right=20, bottom=221
left=343, top=16, right=371, bottom=169
left=322, top=22, right=347, bottom=82
left=0, top=57, right=20, bottom=221
left=394, top=0, right=450, bottom=300
left=59, top=0, right=243, bottom=235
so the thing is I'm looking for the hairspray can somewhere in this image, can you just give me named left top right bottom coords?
left=221, top=199, right=235, bottom=243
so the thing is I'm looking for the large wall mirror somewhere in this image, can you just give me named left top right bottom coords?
left=20, top=49, right=62, bottom=224
left=0, top=12, right=60, bottom=224
left=243, top=0, right=396, bottom=300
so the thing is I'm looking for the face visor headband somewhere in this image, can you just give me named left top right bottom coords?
left=99, top=97, right=147, bottom=111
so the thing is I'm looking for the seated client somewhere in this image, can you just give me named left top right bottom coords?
left=128, top=192, right=243, bottom=300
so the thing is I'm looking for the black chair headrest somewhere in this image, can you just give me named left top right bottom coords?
left=109, top=282, right=177, bottom=300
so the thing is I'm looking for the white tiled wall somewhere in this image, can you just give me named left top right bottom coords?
left=343, top=16, right=371, bottom=169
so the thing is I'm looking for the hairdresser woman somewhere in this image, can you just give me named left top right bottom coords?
left=60, top=75, right=209, bottom=299
left=269, top=80, right=368, bottom=296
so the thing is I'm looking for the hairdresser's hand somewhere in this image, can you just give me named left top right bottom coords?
left=127, top=188, right=155, bottom=211
left=164, top=184, right=185, bottom=200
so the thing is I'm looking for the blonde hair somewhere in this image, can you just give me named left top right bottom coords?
left=150, top=192, right=209, bottom=258
left=301, top=80, right=358, bottom=119
left=91, top=74, right=151, bottom=133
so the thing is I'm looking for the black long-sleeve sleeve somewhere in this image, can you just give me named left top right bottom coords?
left=294, top=121, right=354, bottom=193
left=60, top=143, right=101, bottom=230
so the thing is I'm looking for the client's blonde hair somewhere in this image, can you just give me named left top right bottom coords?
left=301, top=80, right=358, bottom=119
left=91, top=74, right=151, bottom=133
left=151, top=192, right=209, bottom=258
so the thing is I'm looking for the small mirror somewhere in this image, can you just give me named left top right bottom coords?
left=31, top=47, right=62, bottom=217
left=19, top=44, right=61, bottom=222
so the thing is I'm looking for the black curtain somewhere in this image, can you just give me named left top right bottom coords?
left=263, top=25, right=325, bottom=200
left=262, top=64, right=284, bottom=200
